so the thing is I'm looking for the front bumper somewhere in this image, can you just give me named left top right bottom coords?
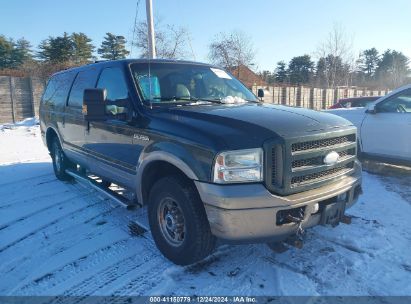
left=195, top=160, right=362, bottom=242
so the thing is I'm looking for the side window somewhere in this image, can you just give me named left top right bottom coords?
left=68, top=68, right=99, bottom=108
left=42, top=72, right=75, bottom=107
left=97, top=67, right=129, bottom=102
left=377, top=89, right=411, bottom=113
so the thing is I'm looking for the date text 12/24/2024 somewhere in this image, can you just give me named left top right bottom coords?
left=149, top=296, right=257, bottom=303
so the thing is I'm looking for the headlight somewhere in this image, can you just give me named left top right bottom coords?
left=213, top=148, right=263, bottom=183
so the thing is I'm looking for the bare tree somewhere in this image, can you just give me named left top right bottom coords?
left=132, top=20, right=194, bottom=60
left=208, top=30, right=255, bottom=77
left=315, top=24, right=355, bottom=88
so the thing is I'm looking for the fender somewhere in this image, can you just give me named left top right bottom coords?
left=136, top=151, right=199, bottom=205
left=44, top=125, right=63, bottom=151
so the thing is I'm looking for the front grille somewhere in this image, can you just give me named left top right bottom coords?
left=266, top=130, right=357, bottom=195
left=292, top=149, right=354, bottom=169
left=291, top=163, right=353, bottom=186
left=291, top=134, right=356, bottom=153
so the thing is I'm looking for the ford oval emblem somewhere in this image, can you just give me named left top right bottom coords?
left=323, top=151, right=340, bottom=166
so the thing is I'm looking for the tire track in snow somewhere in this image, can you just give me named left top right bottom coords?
left=0, top=189, right=81, bottom=228
left=0, top=185, right=120, bottom=291
left=8, top=227, right=132, bottom=295
left=0, top=192, right=99, bottom=252
left=0, top=172, right=53, bottom=188
left=2, top=178, right=156, bottom=296
left=24, top=238, right=151, bottom=296
left=13, top=203, right=148, bottom=295
left=57, top=237, right=161, bottom=297
left=0, top=179, right=68, bottom=209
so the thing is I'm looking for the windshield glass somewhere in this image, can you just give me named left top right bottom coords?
left=130, top=62, right=258, bottom=105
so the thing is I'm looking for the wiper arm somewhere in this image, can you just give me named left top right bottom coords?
left=145, top=96, right=223, bottom=104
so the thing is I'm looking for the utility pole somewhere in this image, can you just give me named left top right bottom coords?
left=146, top=0, right=156, bottom=59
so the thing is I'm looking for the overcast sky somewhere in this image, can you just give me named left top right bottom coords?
left=2, top=0, right=411, bottom=70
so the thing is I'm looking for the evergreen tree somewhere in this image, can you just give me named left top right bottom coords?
left=38, top=32, right=74, bottom=62
left=71, top=32, right=95, bottom=64
left=287, top=55, right=314, bottom=84
left=98, top=33, right=129, bottom=60
left=0, top=35, right=14, bottom=68
left=315, top=55, right=348, bottom=88
left=12, top=38, right=33, bottom=65
left=375, top=49, right=410, bottom=88
left=274, top=61, right=287, bottom=83
left=358, top=48, right=380, bottom=77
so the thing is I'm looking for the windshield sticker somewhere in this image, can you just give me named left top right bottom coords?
left=210, top=68, right=232, bottom=79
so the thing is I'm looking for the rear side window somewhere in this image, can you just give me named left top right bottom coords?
left=68, top=68, right=99, bottom=107
left=42, top=72, right=76, bottom=107
left=97, top=67, right=129, bottom=102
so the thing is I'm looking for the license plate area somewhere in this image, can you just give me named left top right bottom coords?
left=320, top=200, right=346, bottom=227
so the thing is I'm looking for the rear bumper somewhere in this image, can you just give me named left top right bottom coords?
left=195, top=160, right=362, bottom=242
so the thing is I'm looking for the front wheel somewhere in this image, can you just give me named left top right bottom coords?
left=51, top=137, right=74, bottom=181
left=148, top=175, right=216, bottom=265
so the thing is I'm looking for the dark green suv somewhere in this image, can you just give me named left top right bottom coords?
left=40, top=59, right=362, bottom=265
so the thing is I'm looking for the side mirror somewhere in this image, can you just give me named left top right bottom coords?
left=365, top=104, right=377, bottom=114
left=83, top=88, right=107, bottom=121
left=257, top=88, right=264, bottom=98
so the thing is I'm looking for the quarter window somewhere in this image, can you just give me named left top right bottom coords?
left=42, top=72, right=76, bottom=107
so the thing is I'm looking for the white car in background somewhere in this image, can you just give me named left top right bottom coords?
left=327, top=84, right=411, bottom=164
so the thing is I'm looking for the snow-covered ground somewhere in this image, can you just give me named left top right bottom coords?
left=0, top=121, right=410, bottom=296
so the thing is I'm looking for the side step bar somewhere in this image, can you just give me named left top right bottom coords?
left=65, top=169, right=141, bottom=209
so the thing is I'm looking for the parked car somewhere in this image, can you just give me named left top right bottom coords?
left=40, top=59, right=362, bottom=265
left=329, top=96, right=381, bottom=109
left=327, top=85, right=411, bottom=164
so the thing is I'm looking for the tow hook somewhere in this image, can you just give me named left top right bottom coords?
left=286, top=211, right=305, bottom=240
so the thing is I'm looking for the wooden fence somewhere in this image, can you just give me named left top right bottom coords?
left=0, top=76, right=391, bottom=124
left=0, top=76, right=45, bottom=124
left=252, top=85, right=390, bottom=109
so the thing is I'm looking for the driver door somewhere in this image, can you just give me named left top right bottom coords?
left=84, top=66, right=143, bottom=189
left=361, top=88, right=411, bottom=161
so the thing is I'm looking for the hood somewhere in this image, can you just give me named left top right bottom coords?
left=173, top=103, right=352, bottom=135
left=325, top=107, right=367, bottom=130
left=149, top=103, right=354, bottom=150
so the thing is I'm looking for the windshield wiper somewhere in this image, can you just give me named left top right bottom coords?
left=146, top=96, right=223, bottom=104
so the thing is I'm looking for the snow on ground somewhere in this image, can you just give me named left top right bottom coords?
left=0, top=122, right=410, bottom=297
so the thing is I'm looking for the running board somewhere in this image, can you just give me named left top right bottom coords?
left=65, top=169, right=141, bottom=209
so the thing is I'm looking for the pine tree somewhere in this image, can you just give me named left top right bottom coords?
left=71, top=32, right=95, bottom=64
left=38, top=32, right=74, bottom=62
left=12, top=38, right=33, bottom=65
left=274, top=61, right=287, bottom=83
left=98, top=33, right=129, bottom=60
left=375, top=49, right=410, bottom=88
left=358, top=48, right=380, bottom=77
left=0, top=35, right=14, bottom=68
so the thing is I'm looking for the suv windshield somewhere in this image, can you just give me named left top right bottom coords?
left=130, top=62, right=258, bottom=105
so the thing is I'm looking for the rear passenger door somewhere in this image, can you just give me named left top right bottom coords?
left=64, top=68, right=99, bottom=160
left=84, top=67, right=140, bottom=188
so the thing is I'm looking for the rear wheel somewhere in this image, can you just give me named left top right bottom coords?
left=51, top=137, right=74, bottom=181
left=148, top=175, right=216, bottom=265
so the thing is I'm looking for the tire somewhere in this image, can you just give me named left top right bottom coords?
left=148, top=175, right=216, bottom=265
left=51, top=137, right=74, bottom=181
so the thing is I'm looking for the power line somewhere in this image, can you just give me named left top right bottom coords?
left=130, top=0, right=141, bottom=58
